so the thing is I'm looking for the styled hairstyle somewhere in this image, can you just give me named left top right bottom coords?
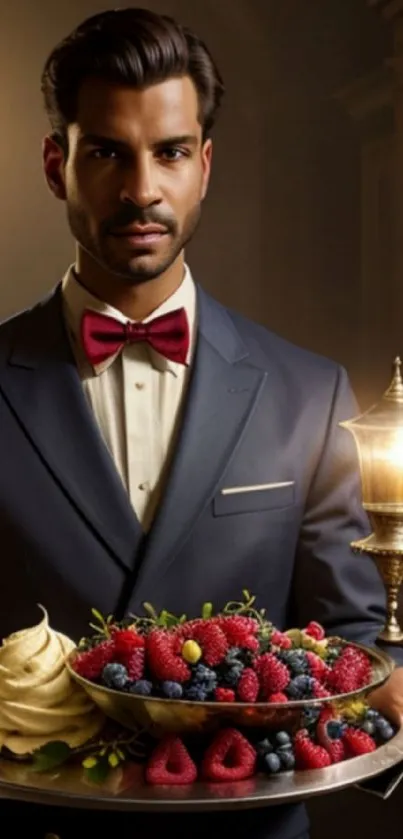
left=40, top=7, right=225, bottom=154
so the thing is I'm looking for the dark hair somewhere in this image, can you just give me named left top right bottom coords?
left=40, top=7, right=225, bottom=153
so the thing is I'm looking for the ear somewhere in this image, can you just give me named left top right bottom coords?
left=200, top=138, right=213, bottom=201
left=42, top=134, right=67, bottom=200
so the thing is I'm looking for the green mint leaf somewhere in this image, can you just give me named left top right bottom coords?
left=91, top=608, right=105, bottom=624
left=242, top=589, right=251, bottom=602
left=31, top=741, right=72, bottom=772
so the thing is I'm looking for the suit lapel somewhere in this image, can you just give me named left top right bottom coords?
left=0, top=286, right=142, bottom=571
left=131, top=287, right=268, bottom=603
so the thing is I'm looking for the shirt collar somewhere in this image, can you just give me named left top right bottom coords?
left=61, top=263, right=197, bottom=377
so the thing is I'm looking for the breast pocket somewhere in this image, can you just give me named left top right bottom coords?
left=213, top=481, right=295, bottom=516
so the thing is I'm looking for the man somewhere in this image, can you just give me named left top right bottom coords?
left=0, top=7, right=402, bottom=838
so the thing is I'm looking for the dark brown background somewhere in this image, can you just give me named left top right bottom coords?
left=1, top=1, right=402, bottom=834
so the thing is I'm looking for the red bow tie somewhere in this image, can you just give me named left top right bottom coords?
left=81, top=307, right=189, bottom=367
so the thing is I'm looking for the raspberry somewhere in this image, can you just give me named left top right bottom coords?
left=181, top=623, right=229, bottom=666
left=312, top=680, right=331, bottom=699
left=237, top=668, right=259, bottom=702
left=304, top=621, right=325, bottom=641
left=145, top=735, right=197, bottom=785
left=327, top=646, right=372, bottom=694
left=270, top=630, right=293, bottom=650
left=342, top=727, right=377, bottom=757
left=126, top=648, right=145, bottom=681
left=255, top=654, right=290, bottom=698
left=73, top=640, right=115, bottom=680
left=215, top=688, right=236, bottom=702
left=327, top=740, right=346, bottom=763
left=305, top=651, right=331, bottom=682
left=294, top=730, right=331, bottom=769
left=147, top=630, right=190, bottom=683
left=217, top=616, right=259, bottom=651
left=268, top=692, right=289, bottom=703
left=201, top=728, right=257, bottom=781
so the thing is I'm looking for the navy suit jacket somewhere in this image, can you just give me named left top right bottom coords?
left=0, top=281, right=397, bottom=838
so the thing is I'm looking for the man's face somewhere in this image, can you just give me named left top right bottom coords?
left=43, top=75, right=212, bottom=284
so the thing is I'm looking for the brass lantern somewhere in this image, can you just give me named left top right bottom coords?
left=340, top=357, right=403, bottom=643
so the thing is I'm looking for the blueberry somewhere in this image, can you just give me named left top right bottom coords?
left=275, top=731, right=291, bottom=746
left=264, top=752, right=281, bottom=773
left=129, top=679, right=153, bottom=696
left=193, top=665, right=218, bottom=687
left=326, top=721, right=345, bottom=739
left=161, top=681, right=183, bottom=699
left=279, top=750, right=296, bottom=770
left=361, top=720, right=376, bottom=736
left=365, top=709, right=380, bottom=721
left=225, top=647, right=242, bottom=664
left=223, top=664, right=244, bottom=687
left=256, top=737, right=273, bottom=756
left=286, top=675, right=314, bottom=699
left=376, top=720, right=395, bottom=740
left=102, top=663, right=128, bottom=690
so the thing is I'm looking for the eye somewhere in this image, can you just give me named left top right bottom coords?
left=159, top=147, right=188, bottom=162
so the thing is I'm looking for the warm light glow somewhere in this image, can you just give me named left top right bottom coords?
left=381, top=429, right=403, bottom=468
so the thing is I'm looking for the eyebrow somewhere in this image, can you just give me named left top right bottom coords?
left=79, top=133, right=199, bottom=149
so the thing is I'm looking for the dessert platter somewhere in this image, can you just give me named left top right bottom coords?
left=1, top=591, right=402, bottom=812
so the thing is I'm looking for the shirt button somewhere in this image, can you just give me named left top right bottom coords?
left=135, top=382, right=145, bottom=390
left=138, top=482, right=149, bottom=491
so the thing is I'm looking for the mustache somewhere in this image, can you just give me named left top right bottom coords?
left=103, top=204, right=177, bottom=234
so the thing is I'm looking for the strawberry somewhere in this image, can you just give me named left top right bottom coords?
left=145, top=735, right=197, bottom=785
left=294, top=730, right=331, bottom=769
left=237, top=668, right=259, bottom=702
left=180, top=622, right=229, bottom=666
left=202, top=728, right=257, bottom=781
left=305, top=651, right=330, bottom=682
left=147, top=630, right=190, bottom=683
left=255, top=653, right=290, bottom=698
left=215, top=688, right=236, bottom=702
left=342, top=727, right=377, bottom=757
left=73, top=640, right=115, bottom=680
left=113, top=627, right=145, bottom=656
left=217, top=616, right=260, bottom=651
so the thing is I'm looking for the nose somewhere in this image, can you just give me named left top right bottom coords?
left=119, top=157, right=161, bottom=208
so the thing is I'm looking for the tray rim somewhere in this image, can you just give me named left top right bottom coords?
left=1, top=724, right=402, bottom=812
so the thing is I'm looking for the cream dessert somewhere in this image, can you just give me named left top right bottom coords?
left=0, top=606, right=104, bottom=755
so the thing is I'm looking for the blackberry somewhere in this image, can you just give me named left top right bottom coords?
left=286, top=675, right=315, bottom=699
left=129, top=679, right=153, bottom=696
left=279, top=650, right=309, bottom=676
left=223, top=663, right=244, bottom=687
left=102, top=662, right=128, bottom=690
left=161, top=681, right=183, bottom=699
left=225, top=647, right=254, bottom=667
left=193, top=664, right=217, bottom=687
left=185, top=685, right=208, bottom=701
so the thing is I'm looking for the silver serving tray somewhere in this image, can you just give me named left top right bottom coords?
left=1, top=725, right=402, bottom=812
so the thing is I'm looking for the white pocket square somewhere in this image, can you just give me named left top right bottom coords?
left=221, top=481, right=295, bottom=496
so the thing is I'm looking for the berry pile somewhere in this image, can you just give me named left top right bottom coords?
left=72, top=599, right=375, bottom=705
left=144, top=706, right=396, bottom=784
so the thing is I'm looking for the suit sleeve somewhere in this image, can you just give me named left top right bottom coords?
left=291, top=363, right=403, bottom=666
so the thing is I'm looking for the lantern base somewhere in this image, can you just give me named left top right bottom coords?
left=351, top=538, right=403, bottom=645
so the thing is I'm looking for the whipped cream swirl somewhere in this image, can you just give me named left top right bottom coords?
left=0, top=607, right=104, bottom=754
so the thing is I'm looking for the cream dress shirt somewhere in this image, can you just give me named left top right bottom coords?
left=61, top=263, right=197, bottom=532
